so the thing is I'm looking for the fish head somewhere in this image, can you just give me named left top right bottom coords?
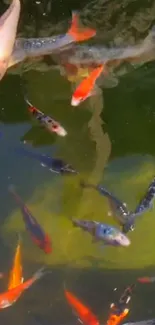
left=71, top=94, right=84, bottom=106
left=47, top=122, right=67, bottom=137
left=72, top=219, right=96, bottom=232
left=113, top=232, right=131, bottom=247
left=71, top=83, right=90, bottom=106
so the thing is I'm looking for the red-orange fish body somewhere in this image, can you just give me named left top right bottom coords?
left=71, top=65, right=104, bottom=106
left=65, top=290, right=99, bottom=325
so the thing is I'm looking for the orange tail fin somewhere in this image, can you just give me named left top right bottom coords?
left=68, top=12, right=96, bottom=42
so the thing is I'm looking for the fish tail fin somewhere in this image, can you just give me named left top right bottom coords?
left=72, top=218, right=79, bottom=227
left=32, top=267, right=46, bottom=282
left=67, top=11, right=96, bottom=42
left=24, top=97, right=37, bottom=113
left=24, top=96, right=33, bottom=107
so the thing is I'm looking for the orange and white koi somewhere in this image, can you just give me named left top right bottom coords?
left=0, top=267, right=45, bottom=309
left=71, top=65, right=104, bottom=106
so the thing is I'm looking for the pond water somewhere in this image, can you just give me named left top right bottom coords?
left=0, top=0, right=155, bottom=324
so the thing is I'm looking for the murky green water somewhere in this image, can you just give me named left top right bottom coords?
left=1, top=0, right=155, bottom=324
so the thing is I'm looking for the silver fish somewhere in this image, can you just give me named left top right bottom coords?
left=66, top=26, right=155, bottom=66
left=8, top=12, right=96, bottom=68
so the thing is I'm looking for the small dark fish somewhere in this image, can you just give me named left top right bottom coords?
left=72, top=219, right=130, bottom=247
left=110, top=284, right=135, bottom=316
left=134, top=177, right=155, bottom=215
left=8, top=185, right=52, bottom=254
left=15, top=147, right=78, bottom=175
left=25, top=98, right=67, bottom=137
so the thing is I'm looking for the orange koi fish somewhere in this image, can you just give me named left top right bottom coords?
left=106, top=309, right=129, bottom=325
left=137, top=276, right=155, bottom=283
left=71, top=65, right=104, bottom=106
left=0, top=267, right=45, bottom=309
left=65, top=290, right=99, bottom=325
left=0, top=0, right=20, bottom=80
left=8, top=236, right=23, bottom=290
left=106, top=284, right=135, bottom=325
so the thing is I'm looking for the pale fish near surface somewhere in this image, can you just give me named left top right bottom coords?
left=0, top=0, right=20, bottom=80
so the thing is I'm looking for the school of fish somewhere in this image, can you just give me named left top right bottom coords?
left=0, top=0, right=155, bottom=324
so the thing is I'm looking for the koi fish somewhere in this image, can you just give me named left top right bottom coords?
left=8, top=235, right=23, bottom=290
left=8, top=12, right=96, bottom=68
left=81, top=181, right=148, bottom=234
left=72, top=219, right=130, bottom=247
left=134, top=177, right=155, bottom=215
left=0, top=0, right=20, bottom=80
left=65, top=290, right=99, bottom=325
left=121, top=177, right=155, bottom=233
left=137, top=276, right=155, bottom=283
left=106, top=309, right=129, bottom=325
left=80, top=181, right=135, bottom=233
left=25, top=98, right=67, bottom=137
left=15, top=146, right=78, bottom=175
left=71, top=65, right=104, bottom=106
left=80, top=181, right=130, bottom=220
left=0, top=267, right=45, bottom=309
left=8, top=185, right=52, bottom=254
left=106, top=284, right=135, bottom=325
